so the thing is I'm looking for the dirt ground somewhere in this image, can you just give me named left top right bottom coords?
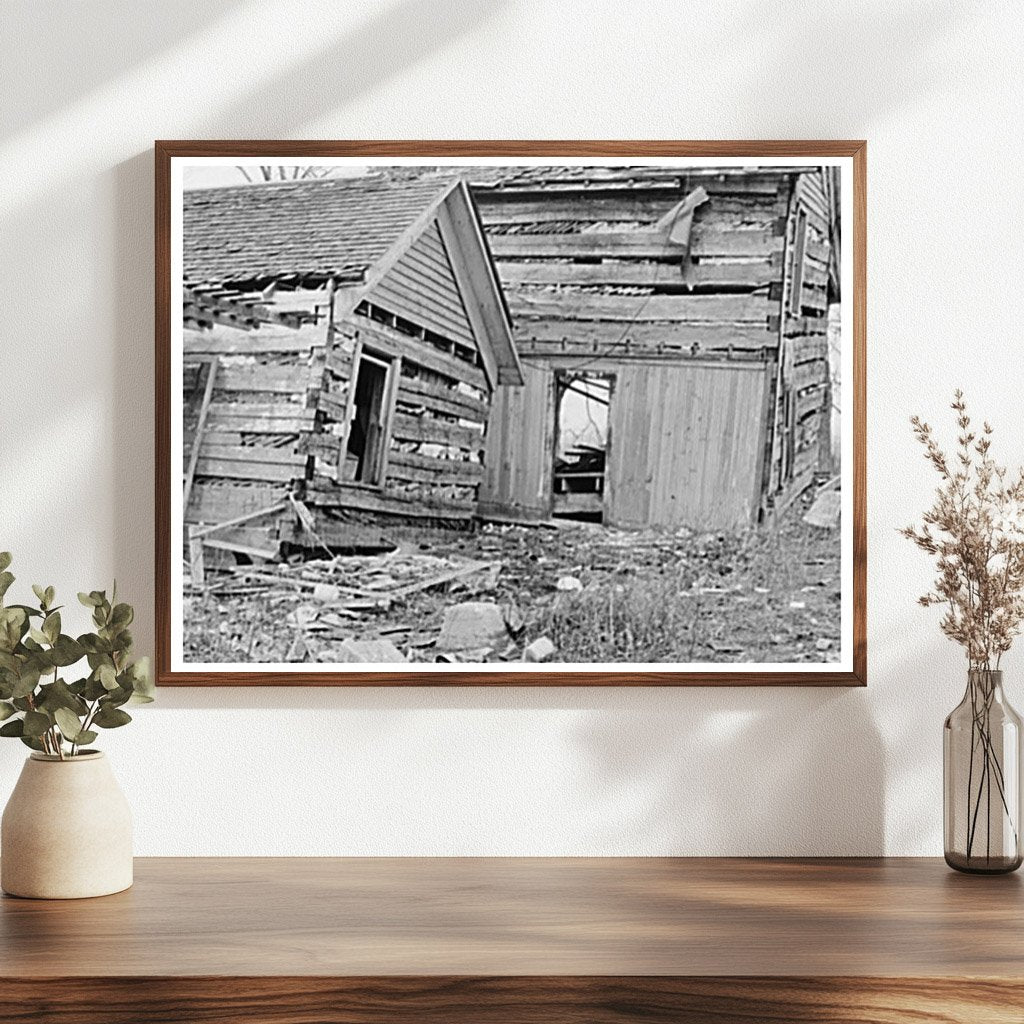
left=184, top=486, right=842, bottom=666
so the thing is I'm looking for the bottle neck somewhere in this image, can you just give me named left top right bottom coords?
left=968, top=669, right=1005, bottom=702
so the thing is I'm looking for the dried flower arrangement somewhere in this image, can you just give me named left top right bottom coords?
left=902, top=390, right=1024, bottom=668
left=903, top=391, right=1024, bottom=870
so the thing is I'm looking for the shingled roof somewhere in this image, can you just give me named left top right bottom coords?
left=183, top=175, right=453, bottom=287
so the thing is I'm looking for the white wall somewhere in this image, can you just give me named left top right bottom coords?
left=1, top=0, right=1022, bottom=856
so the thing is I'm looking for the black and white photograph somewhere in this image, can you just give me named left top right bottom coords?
left=164, top=150, right=858, bottom=681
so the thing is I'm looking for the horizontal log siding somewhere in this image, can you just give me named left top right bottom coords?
left=474, top=172, right=801, bottom=526
left=315, top=313, right=491, bottom=515
left=767, top=169, right=834, bottom=505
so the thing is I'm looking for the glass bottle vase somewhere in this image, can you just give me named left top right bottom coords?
left=944, top=669, right=1023, bottom=873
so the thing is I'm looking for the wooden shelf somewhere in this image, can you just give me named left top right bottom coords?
left=2, top=857, right=1021, bottom=1022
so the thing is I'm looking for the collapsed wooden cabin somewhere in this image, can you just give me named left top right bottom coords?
left=465, top=165, right=841, bottom=530
left=181, top=175, right=522, bottom=566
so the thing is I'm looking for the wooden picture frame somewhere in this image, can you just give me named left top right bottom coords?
left=156, top=140, right=866, bottom=686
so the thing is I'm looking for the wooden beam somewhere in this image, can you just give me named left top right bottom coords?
left=337, top=317, right=487, bottom=391
left=496, top=260, right=780, bottom=290
left=397, top=376, right=488, bottom=422
left=214, top=364, right=315, bottom=395
left=182, top=358, right=219, bottom=514
left=306, top=481, right=475, bottom=519
left=387, top=451, right=485, bottom=484
left=391, top=412, right=484, bottom=451
left=489, top=227, right=783, bottom=261
left=514, top=318, right=776, bottom=351
left=506, top=290, right=772, bottom=323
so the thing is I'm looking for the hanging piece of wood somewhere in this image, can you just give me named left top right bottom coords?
left=182, top=357, right=220, bottom=514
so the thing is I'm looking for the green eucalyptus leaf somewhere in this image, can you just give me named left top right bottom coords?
left=78, top=592, right=99, bottom=608
left=44, top=586, right=55, bottom=608
left=0, top=553, right=11, bottom=573
left=11, top=664, right=41, bottom=699
left=31, top=584, right=47, bottom=608
left=53, top=707, right=84, bottom=741
left=104, top=685, right=132, bottom=708
left=12, top=697, right=33, bottom=712
left=92, top=705, right=131, bottom=729
left=110, top=603, right=133, bottom=630
left=74, top=730, right=98, bottom=746
left=28, top=626, right=49, bottom=646
left=83, top=675, right=108, bottom=701
left=0, top=701, right=16, bottom=721
left=98, top=663, right=118, bottom=690
left=0, top=572, right=14, bottom=601
left=0, top=651, right=19, bottom=674
left=42, top=611, right=60, bottom=644
left=37, top=679, right=88, bottom=716
left=50, top=635, right=85, bottom=667
left=0, top=719, right=24, bottom=738
left=22, top=710, right=50, bottom=738
left=79, top=635, right=111, bottom=656
left=19, top=734, right=45, bottom=752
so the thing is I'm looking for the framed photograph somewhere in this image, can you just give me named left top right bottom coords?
left=155, top=141, right=865, bottom=686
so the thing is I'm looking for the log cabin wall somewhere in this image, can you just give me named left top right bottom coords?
left=182, top=177, right=519, bottom=551
left=471, top=168, right=796, bottom=530
left=767, top=169, right=835, bottom=507
left=182, top=296, right=331, bottom=551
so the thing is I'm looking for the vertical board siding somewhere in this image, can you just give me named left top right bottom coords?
left=371, top=221, right=477, bottom=351
left=480, top=362, right=553, bottom=517
left=607, top=362, right=769, bottom=530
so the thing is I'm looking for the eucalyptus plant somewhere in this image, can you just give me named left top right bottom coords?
left=0, top=553, right=153, bottom=759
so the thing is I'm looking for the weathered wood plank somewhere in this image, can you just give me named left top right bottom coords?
left=398, top=375, right=488, bottom=422
left=193, top=458, right=302, bottom=484
left=391, top=412, right=484, bottom=450
left=307, top=481, right=475, bottom=519
left=199, top=445, right=305, bottom=467
left=506, top=290, right=772, bottom=323
left=214, top=364, right=314, bottom=395
left=338, top=317, right=487, bottom=391
left=489, top=227, right=783, bottom=261
left=184, top=334, right=325, bottom=357
left=186, top=483, right=289, bottom=524
left=515, top=318, right=775, bottom=351
left=387, top=451, right=484, bottom=484
left=479, top=194, right=782, bottom=227
left=496, top=260, right=780, bottom=289
left=792, top=359, right=829, bottom=391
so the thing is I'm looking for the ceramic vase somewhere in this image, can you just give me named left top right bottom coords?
left=1, top=751, right=133, bottom=898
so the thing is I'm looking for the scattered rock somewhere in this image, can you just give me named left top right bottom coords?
left=285, top=634, right=309, bottom=662
left=788, top=601, right=807, bottom=610
left=803, top=489, right=842, bottom=529
left=815, top=638, right=833, bottom=651
left=556, top=576, right=583, bottom=592
left=436, top=602, right=509, bottom=652
left=312, top=583, right=341, bottom=603
left=524, top=636, right=557, bottom=662
left=335, top=638, right=407, bottom=663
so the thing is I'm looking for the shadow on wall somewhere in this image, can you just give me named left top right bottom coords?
left=572, top=687, right=884, bottom=856
left=102, top=0, right=511, bottom=656
left=0, top=1, right=243, bottom=139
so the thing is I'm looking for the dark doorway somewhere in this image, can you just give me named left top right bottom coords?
left=552, top=371, right=614, bottom=523
left=347, top=352, right=390, bottom=485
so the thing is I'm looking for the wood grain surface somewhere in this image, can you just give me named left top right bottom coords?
left=1, top=857, right=1020, bottom=1023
